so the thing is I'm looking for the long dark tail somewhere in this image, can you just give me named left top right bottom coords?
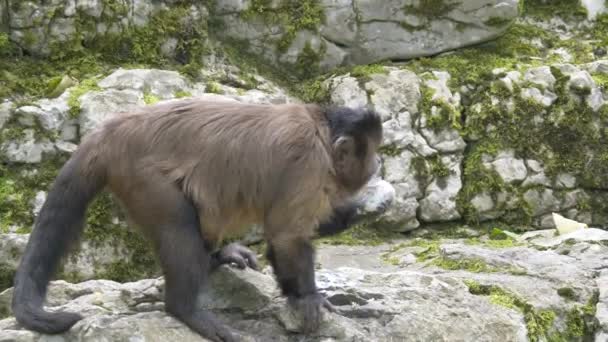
left=11, top=147, right=106, bottom=334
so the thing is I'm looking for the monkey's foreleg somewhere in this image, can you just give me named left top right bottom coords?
left=266, top=237, right=334, bottom=334
left=316, top=203, right=360, bottom=237
left=211, top=242, right=259, bottom=271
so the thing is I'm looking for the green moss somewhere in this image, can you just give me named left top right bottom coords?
left=67, top=78, right=101, bottom=118
left=80, top=192, right=159, bottom=283
left=143, top=92, right=160, bottom=105
left=0, top=156, right=71, bottom=233
left=174, top=90, right=193, bottom=98
left=205, top=81, right=223, bottom=94
left=294, top=41, right=324, bottom=80
left=465, top=237, right=521, bottom=249
left=240, top=0, right=325, bottom=54
left=0, top=264, right=16, bottom=292
left=350, top=64, right=388, bottom=79
left=410, top=240, right=440, bottom=262
left=420, top=85, right=462, bottom=131
left=557, top=287, right=577, bottom=301
left=489, top=227, right=508, bottom=240
left=1, top=1, right=210, bottom=102
left=464, top=280, right=557, bottom=341
left=378, top=143, right=404, bottom=157
left=428, top=154, right=450, bottom=178
left=402, top=0, right=459, bottom=17
left=316, top=222, right=401, bottom=246
left=484, top=16, right=512, bottom=27
left=292, top=77, right=331, bottom=104
left=522, top=0, right=588, bottom=20
left=432, top=257, right=497, bottom=273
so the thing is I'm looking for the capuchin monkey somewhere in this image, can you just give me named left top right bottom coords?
left=11, top=97, right=383, bottom=342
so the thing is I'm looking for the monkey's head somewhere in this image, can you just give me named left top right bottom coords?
left=325, top=106, right=383, bottom=194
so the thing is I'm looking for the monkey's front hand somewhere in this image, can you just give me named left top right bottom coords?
left=212, top=243, right=259, bottom=271
left=289, top=292, right=335, bottom=334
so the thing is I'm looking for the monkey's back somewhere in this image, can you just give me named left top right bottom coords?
left=89, top=98, right=336, bottom=239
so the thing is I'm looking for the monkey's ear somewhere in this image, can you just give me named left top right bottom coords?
left=333, top=136, right=356, bottom=165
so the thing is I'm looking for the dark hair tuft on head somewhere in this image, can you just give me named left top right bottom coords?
left=323, top=105, right=382, bottom=142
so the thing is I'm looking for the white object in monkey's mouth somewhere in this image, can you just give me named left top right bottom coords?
left=352, top=176, right=396, bottom=215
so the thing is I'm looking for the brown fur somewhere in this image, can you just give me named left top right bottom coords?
left=78, top=98, right=376, bottom=249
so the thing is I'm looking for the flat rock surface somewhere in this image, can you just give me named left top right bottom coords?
left=1, top=228, right=606, bottom=341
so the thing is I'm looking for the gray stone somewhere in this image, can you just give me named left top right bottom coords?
left=78, top=89, right=145, bottom=135
left=597, top=270, right=608, bottom=341
left=523, top=189, right=562, bottom=216
left=530, top=227, right=608, bottom=249
left=470, top=192, right=501, bottom=220
left=380, top=195, right=420, bottom=232
left=327, top=75, right=368, bottom=109
left=419, top=155, right=462, bottom=222
left=98, top=68, right=192, bottom=99
left=1, top=129, right=56, bottom=164
left=486, top=151, right=527, bottom=184
left=15, top=92, right=71, bottom=132
left=523, top=159, right=551, bottom=187
left=524, top=66, right=557, bottom=90
left=0, top=101, right=14, bottom=129
left=554, top=173, right=577, bottom=189
left=365, top=68, right=421, bottom=122
left=520, top=87, right=558, bottom=107
left=383, top=151, right=423, bottom=199
left=31, top=191, right=46, bottom=217
left=215, top=0, right=518, bottom=73
left=568, top=70, right=596, bottom=93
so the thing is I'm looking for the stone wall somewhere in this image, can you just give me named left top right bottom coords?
left=322, top=60, right=608, bottom=231
left=1, top=0, right=519, bottom=75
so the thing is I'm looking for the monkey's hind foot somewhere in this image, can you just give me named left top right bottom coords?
left=173, top=310, right=240, bottom=342
left=212, top=243, right=259, bottom=271
left=288, top=292, right=335, bottom=334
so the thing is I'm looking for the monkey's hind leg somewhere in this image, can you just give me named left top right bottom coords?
left=266, top=236, right=335, bottom=334
left=119, top=176, right=238, bottom=342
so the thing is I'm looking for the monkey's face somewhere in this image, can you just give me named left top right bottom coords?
left=333, top=129, right=382, bottom=194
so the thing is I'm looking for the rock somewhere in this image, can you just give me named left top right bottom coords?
left=597, top=270, right=608, bottom=341
left=364, top=68, right=421, bottom=122
left=1, top=129, right=56, bottom=164
left=97, top=68, right=192, bottom=99
left=419, top=155, right=462, bottom=222
left=529, top=227, right=608, bottom=248
left=329, top=76, right=367, bottom=107
left=0, top=265, right=528, bottom=342
left=471, top=192, right=503, bottom=220
left=520, top=87, right=558, bottom=107
left=0, top=101, right=14, bottom=129
left=383, top=151, right=423, bottom=199
left=554, top=173, right=577, bottom=189
left=523, top=189, right=562, bottom=216
left=523, top=159, right=551, bottom=187
left=568, top=70, right=595, bottom=93
left=581, top=0, right=607, bottom=20
left=485, top=150, right=527, bottom=184
left=31, top=191, right=46, bottom=217
left=0, top=231, right=134, bottom=282
left=524, top=66, right=557, bottom=90
left=78, top=89, right=145, bottom=135
left=216, top=0, right=519, bottom=73
left=15, top=91, right=71, bottom=132
left=381, top=196, right=420, bottom=232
